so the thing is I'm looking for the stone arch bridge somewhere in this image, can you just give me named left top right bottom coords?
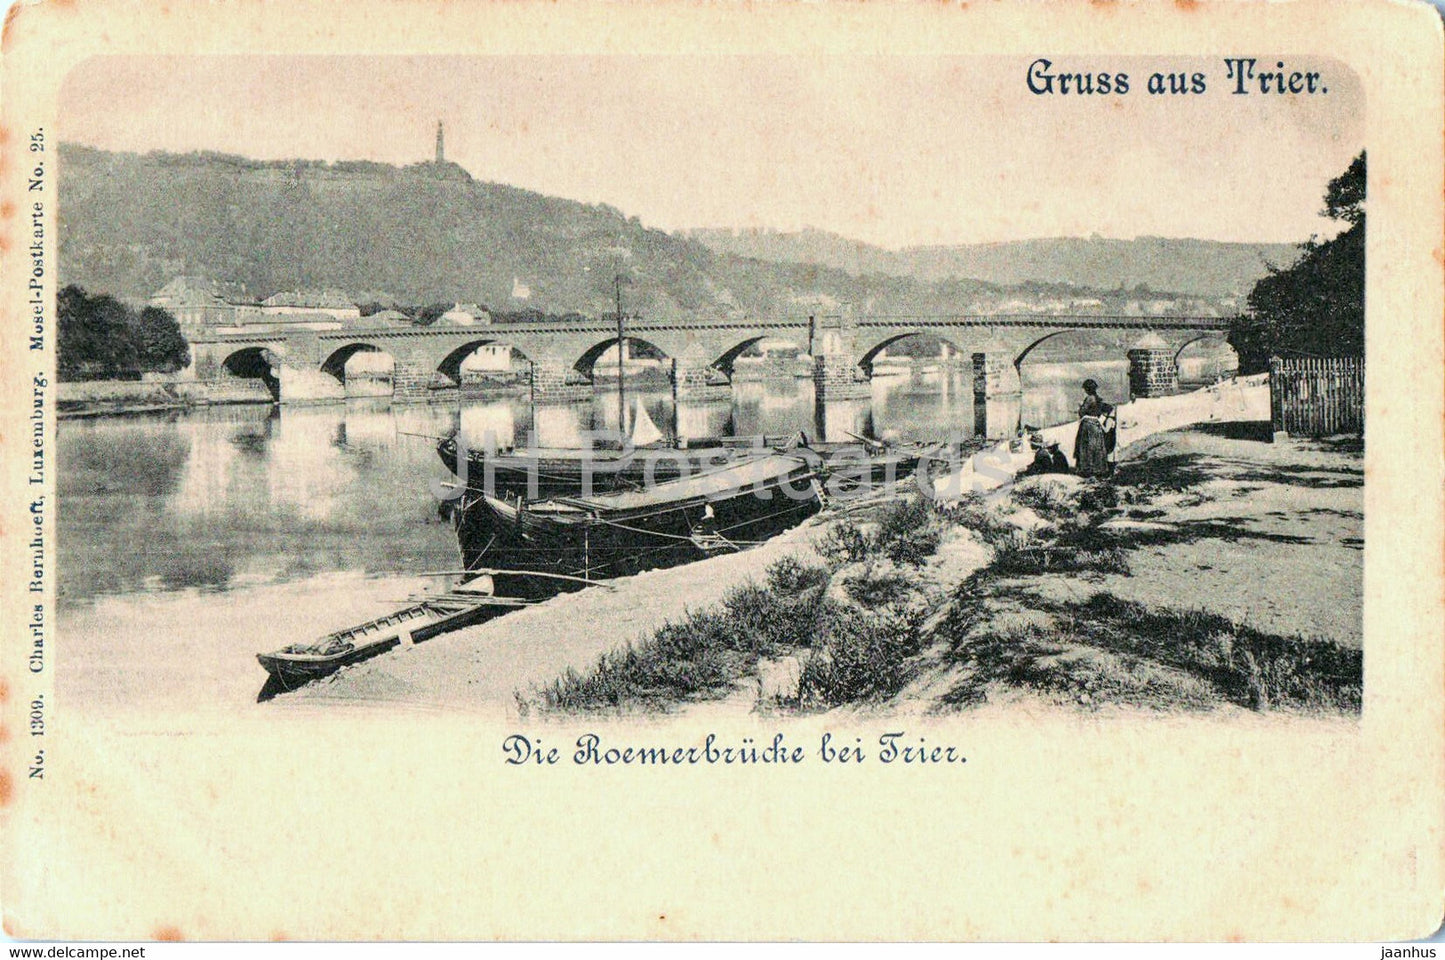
left=188, top=313, right=1233, bottom=437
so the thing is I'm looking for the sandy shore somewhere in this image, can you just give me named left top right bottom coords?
left=1081, top=428, right=1362, bottom=647
left=283, top=508, right=846, bottom=712
left=931, top=374, right=1270, bottom=497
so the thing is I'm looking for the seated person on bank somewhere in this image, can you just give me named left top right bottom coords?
left=1022, top=432, right=1070, bottom=476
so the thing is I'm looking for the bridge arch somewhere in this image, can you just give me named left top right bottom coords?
left=436, top=338, right=533, bottom=386
left=1172, top=332, right=1234, bottom=363
left=1011, top=329, right=1083, bottom=370
left=1173, top=334, right=1239, bottom=385
left=713, top=335, right=809, bottom=378
left=857, top=331, right=969, bottom=376
left=220, top=346, right=280, bottom=400
left=1009, top=329, right=1138, bottom=427
left=571, top=335, right=673, bottom=382
left=320, top=342, right=393, bottom=383
left=714, top=336, right=769, bottom=375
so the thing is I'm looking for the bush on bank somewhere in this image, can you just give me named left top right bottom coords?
left=59, top=285, right=189, bottom=381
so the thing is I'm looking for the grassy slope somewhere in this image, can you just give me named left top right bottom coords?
left=530, top=427, right=1363, bottom=716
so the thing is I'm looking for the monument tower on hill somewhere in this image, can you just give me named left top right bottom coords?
left=435, top=121, right=445, bottom=164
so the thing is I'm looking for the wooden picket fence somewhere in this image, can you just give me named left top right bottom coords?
left=1269, top=356, right=1364, bottom=437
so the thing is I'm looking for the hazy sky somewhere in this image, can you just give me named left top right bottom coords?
left=59, top=54, right=1364, bottom=248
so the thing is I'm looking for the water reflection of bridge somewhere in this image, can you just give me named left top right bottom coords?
left=188, top=312, right=1232, bottom=437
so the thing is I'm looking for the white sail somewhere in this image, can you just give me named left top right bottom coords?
left=629, top=399, right=665, bottom=447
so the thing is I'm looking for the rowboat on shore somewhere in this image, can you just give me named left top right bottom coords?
left=452, top=453, right=823, bottom=596
left=256, top=578, right=528, bottom=694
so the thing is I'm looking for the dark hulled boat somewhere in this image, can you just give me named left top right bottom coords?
left=453, top=453, right=823, bottom=596
left=436, top=433, right=932, bottom=499
left=436, top=435, right=746, bottom=497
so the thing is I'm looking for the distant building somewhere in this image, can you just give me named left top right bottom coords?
left=148, top=276, right=256, bottom=328
left=260, top=289, right=360, bottom=320
left=149, top=277, right=377, bottom=333
left=438, top=303, right=492, bottom=326
left=459, top=344, right=515, bottom=373
left=435, top=121, right=445, bottom=164
left=365, top=309, right=414, bottom=326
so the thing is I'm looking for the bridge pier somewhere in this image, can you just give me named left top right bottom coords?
left=1127, top=333, right=1180, bottom=399
left=530, top=360, right=591, bottom=404
left=672, top=357, right=733, bottom=402
left=392, top=355, right=433, bottom=401
left=390, top=352, right=459, bottom=403
left=812, top=395, right=871, bottom=444
left=939, top=341, right=959, bottom=368
left=810, top=311, right=871, bottom=402
left=812, top=353, right=871, bottom=401
left=971, top=352, right=1022, bottom=440
left=276, top=362, right=346, bottom=404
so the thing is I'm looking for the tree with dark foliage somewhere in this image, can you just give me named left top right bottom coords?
left=1230, top=152, right=1365, bottom=374
left=134, top=306, right=191, bottom=372
left=58, top=285, right=190, bottom=380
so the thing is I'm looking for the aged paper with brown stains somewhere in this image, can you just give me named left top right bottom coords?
left=1, top=0, right=1442, bottom=942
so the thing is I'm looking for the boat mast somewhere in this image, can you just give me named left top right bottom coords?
left=615, top=273, right=626, bottom=438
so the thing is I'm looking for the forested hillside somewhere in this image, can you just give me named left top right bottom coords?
left=59, top=145, right=1237, bottom=319
left=685, top=228, right=1299, bottom=299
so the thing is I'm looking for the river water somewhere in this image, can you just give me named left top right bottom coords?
left=55, top=358, right=1225, bottom=711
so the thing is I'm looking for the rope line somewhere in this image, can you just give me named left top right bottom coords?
left=477, top=497, right=820, bottom=582
left=588, top=514, right=766, bottom=546
left=589, top=495, right=818, bottom=543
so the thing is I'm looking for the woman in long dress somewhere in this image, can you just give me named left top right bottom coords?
left=1073, top=379, right=1114, bottom=477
